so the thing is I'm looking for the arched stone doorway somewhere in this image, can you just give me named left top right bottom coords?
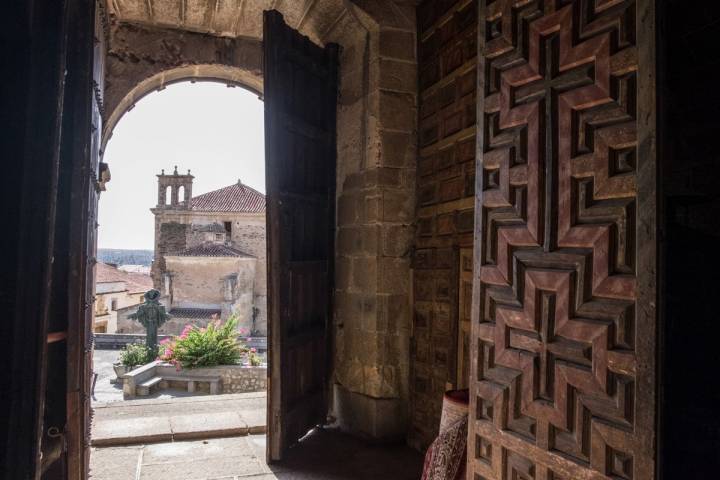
left=100, top=0, right=418, bottom=447
left=103, top=63, right=263, bottom=150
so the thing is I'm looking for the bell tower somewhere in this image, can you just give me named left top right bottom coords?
left=157, top=166, right=194, bottom=209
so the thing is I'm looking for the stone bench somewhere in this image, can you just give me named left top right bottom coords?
left=136, top=376, right=162, bottom=396
left=159, top=375, right=221, bottom=394
left=123, top=361, right=223, bottom=399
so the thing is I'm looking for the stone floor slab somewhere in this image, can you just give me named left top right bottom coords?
left=88, top=446, right=142, bottom=480
left=90, top=431, right=423, bottom=480
left=171, top=411, right=249, bottom=440
left=92, top=392, right=267, bottom=446
left=92, top=416, right=173, bottom=446
left=138, top=437, right=265, bottom=480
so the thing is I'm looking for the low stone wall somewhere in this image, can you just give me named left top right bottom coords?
left=154, top=363, right=266, bottom=394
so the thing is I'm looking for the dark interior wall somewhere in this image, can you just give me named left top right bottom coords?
left=410, top=0, right=477, bottom=450
left=659, top=1, right=720, bottom=477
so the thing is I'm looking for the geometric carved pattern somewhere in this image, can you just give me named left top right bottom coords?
left=470, top=1, right=654, bottom=479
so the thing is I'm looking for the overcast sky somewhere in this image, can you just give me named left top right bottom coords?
left=97, top=82, right=265, bottom=250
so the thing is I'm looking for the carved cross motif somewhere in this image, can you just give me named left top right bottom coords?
left=512, top=33, right=595, bottom=252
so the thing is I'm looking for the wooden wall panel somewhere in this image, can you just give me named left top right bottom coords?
left=469, top=1, right=656, bottom=479
left=410, top=0, right=478, bottom=450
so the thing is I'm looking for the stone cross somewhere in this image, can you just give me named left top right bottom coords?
left=129, top=289, right=170, bottom=354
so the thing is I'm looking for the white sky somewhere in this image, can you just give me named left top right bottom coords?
left=97, top=82, right=265, bottom=250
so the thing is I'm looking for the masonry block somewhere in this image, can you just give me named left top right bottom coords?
left=379, top=257, right=411, bottom=295
left=379, top=29, right=416, bottom=61
left=379, top=90, right=416, bottom=132
left=382, top=190, right=414, bottom=222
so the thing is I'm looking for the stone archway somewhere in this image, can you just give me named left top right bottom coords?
left=102, top=21, right=264, bottom=149
left=101, top=0, right=419, bottom=441
left=103, top=63, right=263, bottom=149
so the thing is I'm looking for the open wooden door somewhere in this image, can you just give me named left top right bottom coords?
left=263, top=10, right=338, bottom=462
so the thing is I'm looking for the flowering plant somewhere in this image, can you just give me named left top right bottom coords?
left=119, top=343, right=153, bottom=368
left=248, top=347, right=263, bottom=367
left=159, top=315, right=247, bottom=369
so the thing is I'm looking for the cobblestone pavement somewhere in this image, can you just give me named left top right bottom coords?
left=90, top=429, right=423, bottom=480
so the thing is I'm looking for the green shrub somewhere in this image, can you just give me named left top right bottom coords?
left=161, top=316, right=247, bottom=369
left=119, top=343, right=152, bottom=368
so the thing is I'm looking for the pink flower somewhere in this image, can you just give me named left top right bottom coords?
left=250, top=348, right=257, bottom=353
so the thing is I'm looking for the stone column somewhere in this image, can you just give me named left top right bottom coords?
left=328, top=2, right=417, bottom=440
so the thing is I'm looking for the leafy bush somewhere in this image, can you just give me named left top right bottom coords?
left=119, top=343, right=152, bottom=368
left=160, top=316, right=247, bottom=369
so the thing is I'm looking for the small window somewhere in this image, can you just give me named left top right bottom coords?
left=111, top=298, right=118, bottom=311
left=224, top=221, right=232, bottom=234
left=165, top=185, right=172, bottom=205
left=215, top=233, right=223, bottom=240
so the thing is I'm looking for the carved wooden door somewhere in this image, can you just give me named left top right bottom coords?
left=263, top=10, right=338, bottom=462
left=469, top=1, right=657, bottom=479
left=457, top=248, right=473, bottom=389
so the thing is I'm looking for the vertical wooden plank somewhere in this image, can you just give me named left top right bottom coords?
left=263, top=10, right=338, bottom=462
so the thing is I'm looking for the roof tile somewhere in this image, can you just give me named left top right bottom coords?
left=171, top=242, right=254, bottom=258
left=191, top=182, right=265, bottom=213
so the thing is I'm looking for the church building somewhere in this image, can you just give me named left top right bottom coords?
left=143, top=167, right=266, bottom=336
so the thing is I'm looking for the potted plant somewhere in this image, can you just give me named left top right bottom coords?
left=112, top=343, right=152, bottom=384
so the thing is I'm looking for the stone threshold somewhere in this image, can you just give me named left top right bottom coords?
left=92, top=393, right=266, bottom=447
left=93, top=391, right=265, bottom=409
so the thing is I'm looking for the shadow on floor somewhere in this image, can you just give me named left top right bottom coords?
left=270, top=428, right=424, bottom=480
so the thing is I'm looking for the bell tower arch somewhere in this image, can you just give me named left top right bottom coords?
left=157, top=166, right=194, bottom=209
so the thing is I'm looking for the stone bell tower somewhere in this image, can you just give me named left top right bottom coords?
left=157, top=166, right=194, bottom=209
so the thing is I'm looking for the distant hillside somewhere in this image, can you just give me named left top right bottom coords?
left=98, top=248, right=153, bottom=267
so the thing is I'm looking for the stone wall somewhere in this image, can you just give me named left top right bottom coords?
left=330, top=2, right=417, bottom=440
left=103, top=21, right=263, bottom=147
left=409, top=0, right=477, bottom=450
left=155, top=364, right=266, bottom=394
left=151, top=210, right=267, bottom=334
left=165, top=256, right=256, bottom=309
left=152, top=221, right=189, bottom=287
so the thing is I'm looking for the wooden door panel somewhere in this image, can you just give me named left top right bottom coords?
left=457, top=248, right=473, bottom=389
left=264, top=10, right=338, bottom=462
left=469, top=1, right=656, bottom=479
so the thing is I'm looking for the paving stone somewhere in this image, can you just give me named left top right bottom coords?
left=171, top=411, right=248, bottom=440
left=92, top=416, right=173, bottom=446
left=90, top=430, right=422, bottom=480
left=139, top=437, right=265, bottom=479
left=89, top=446, right=142, bottom=480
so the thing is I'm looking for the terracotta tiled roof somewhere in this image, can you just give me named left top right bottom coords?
left=191, top=181, right=265, bottom=213
left=96, top=262, right=153, bottom=292
left=126, top=272, right=153, bottom=293
left=168, top=308, right=221, bottom=319
left=96, top=263, right=127, bottom=283
left=170, top=242, right=254, bottom=258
